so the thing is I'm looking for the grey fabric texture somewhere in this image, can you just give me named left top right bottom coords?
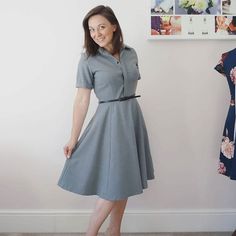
left=57, top=45, right=155, bottom=200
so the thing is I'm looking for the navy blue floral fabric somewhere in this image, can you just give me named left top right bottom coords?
left=215, top=48, right=236, bottom=180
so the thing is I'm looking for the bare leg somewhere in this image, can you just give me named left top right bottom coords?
left=86, top=197, right=116, bottom=236
left=105, top=198, right=128, bottom=236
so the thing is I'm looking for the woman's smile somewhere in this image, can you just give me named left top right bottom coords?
left=88, top=14, right=116, bottom=52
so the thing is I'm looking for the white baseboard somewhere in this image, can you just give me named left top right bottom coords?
left=0, top=209, right=235, bottom=233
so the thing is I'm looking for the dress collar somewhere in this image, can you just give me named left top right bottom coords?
left=98, top=44, right=131, bottom=55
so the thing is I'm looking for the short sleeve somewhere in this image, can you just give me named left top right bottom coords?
left=214, top=53, right=227, bottom=76
left=76, top=53, right=94, bottom=89
left=136, top=61, right=141, bottom=80
left=132, top=48, right=141, bottom=80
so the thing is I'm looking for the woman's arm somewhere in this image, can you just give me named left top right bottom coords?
left=64, top=88, right=91, bottom=158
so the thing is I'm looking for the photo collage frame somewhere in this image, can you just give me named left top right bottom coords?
left=150, top=0, right=236, bottom=39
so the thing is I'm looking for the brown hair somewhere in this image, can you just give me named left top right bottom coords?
left=82, top=5, right=124, bottom=56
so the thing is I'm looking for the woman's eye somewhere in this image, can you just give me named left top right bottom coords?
left=99, top=25, right=105, bottom=30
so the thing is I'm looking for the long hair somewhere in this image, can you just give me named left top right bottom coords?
left=82, top=5, right=124, bottom=56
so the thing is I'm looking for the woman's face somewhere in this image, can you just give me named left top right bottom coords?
left=88, top=14, right=117, bottom=53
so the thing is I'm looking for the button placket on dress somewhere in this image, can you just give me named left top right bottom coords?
left=119, top=60, right=131, bottom=97
left=109, top=53, right=125, bottom=97
left=115, top=59, right=126, bottom=97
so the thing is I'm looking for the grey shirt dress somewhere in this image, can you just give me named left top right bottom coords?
left=57, top=45, right=155, bottom=201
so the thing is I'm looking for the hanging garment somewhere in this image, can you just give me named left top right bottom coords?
left=215, top=48, right=236, bottom=180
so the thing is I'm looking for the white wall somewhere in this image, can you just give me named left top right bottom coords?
left=0, top=0, right=236, bottom=233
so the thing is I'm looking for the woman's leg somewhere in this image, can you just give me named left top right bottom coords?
left=86, top=197, right=116, bottom=236
left=105, top=198, right=128, bottom=236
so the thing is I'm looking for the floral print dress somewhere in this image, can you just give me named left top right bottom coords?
left=215, top=48, right=236, bottom=180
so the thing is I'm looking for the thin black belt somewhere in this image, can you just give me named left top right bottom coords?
left=99, top=94, right=141, bottom=104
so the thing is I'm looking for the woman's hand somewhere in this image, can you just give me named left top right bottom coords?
left=63, top=139, right=77, bottom=159
left=63, top=88, right=91, bottom=159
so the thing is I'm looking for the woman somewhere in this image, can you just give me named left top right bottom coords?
left=57, top=5, right=155, bottom=236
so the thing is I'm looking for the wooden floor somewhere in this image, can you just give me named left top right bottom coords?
left=0, top=233, right=233, bottom=236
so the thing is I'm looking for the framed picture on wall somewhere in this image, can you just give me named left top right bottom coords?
left=149, top=0, right=236, bottom=39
